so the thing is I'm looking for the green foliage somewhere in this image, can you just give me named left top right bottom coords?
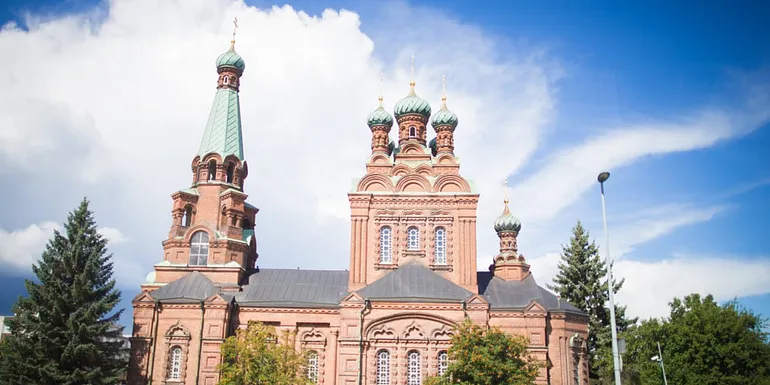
left=424, top=319, right=540, bottom=385
left=0, top=198, right=126, bottom=385
left=218, top=321, right=312, bottom=385
left=622, top=294, right=770, bottom=385
left=547, top=220, right=636, bottom=382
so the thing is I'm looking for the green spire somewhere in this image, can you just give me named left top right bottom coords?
left=197, top=87, right=244, bottom=160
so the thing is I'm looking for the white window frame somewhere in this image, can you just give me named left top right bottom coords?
left=407, top=227, right=420, bottom=250
left=307, top=351, right=319, bottom=383
left=189, top=231, right=209, bottom=266
left=407, top=350, right=421, bottom=385
left=434, top=227, right=446, bottom=264
left=438, top=350, right=448, bottom=376
left=380, top=226, right=392, bottom=264
left=376, top=350, right=391, bottom=385
left=168, top=346, right=182, bottom=380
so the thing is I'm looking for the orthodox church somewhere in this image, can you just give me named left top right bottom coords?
left=127, top=34, right=589, bottom=385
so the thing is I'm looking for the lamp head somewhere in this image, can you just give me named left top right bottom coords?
left=598, top=172, right=610, bottom=183
left=651, top=355, right=660, bottom=362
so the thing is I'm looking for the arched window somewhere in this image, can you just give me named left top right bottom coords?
left=189, top=231, right=209, bottom=266
left=409, top=126, right=417, bottom=138
left=376, top=350, right=390, bottom=385
left=181, top=205, right=193, bottom=227
left=434, top=227, right=446, bottom=264
left=437, top=350, right=448, bottom=376
left=226, top=163, right=235, bottom=183
left=207, top=160, right=217, bottom=181
left=407, top=350, right=421, bottom=385
left=307, top=351, right=319, bottom=383
left=220, top=207, right=228, bottom=228
left=379, top=226, right=392, bottom=264
left=168, top=346, right=182, bottom=380
left=407, top=227, right=420, bottom=250
left=223, top=76, right=230, bottom=85
left=242, top=218, right=252, bottom=230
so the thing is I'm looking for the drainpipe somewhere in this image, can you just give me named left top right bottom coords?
left=357, top=299, right=371, bottom=385
left=195, top=300, right=205, bottom=385
left=147, top=299, right=161, bottom=385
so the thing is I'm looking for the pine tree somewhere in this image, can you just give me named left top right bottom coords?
left=547, top=220, right=637, bottom=382
left=0, top=198, right=126, bottom=385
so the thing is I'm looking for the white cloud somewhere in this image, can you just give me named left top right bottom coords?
left=0, top=0, right=766, bottom=320
left=98, top=227, right=128, bottom=245
left=0, top=222, right=59, bottom=270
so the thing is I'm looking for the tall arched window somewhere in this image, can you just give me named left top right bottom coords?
left=307, top=351, right=319, bottom=383
left=223, top=76, right=230, bottom=85
left=437, top=350, right=448, bottom=376
left=376, top=350, right=391, bottom=385
left=380, top=226, right=392, bottom=264
left=226, top=162, right=235, bottom=184
left=434, top=227, right=446, bottom=264
left=407, top=227, right=420, bottom=250
left=409, top=126, right=417, bottom=138
left=407, top=350, right=421, bottom=385
left=168, top=346, right=182, bottom=380
left=207, top=160, right=217, bottom=181
left=189, top=231, right=209, bottom=266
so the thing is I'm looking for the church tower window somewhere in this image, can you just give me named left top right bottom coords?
left=226, top=162, right=235, bottom=183
left=207, top=160, right=216, bottom=181
left=223, top=76, right=230, bottom=85
left=189, top=231, right=209, bottom=266
left=407, top=226, right=420, bottom=250
left=306, top=351, right=319, bottom=383
left=407, top=350, right=421, bottom=385
left=379, top=226, right=392, bottom=264
left=434, top=227, right=446, bottom=264
left=409, top=126, right=416, bottom=138
left=437, top=350, right=448, bottom=376
left=168, top=346, right=182, bottom=380
left=376, top=350, right=391, bottom=385
left=181, top=205, right=193, bottom=227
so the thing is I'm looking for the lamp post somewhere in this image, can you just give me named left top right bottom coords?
left=651, top=341, right=669, bottom=385
left=598, top=171, right=622, bottom=385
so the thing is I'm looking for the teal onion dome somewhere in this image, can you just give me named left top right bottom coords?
left=216, top=43, right=245, bottom=73
left=429, top=137, right=438, bottom=156
left=494, top=202, right=522, bottom=233
left=431, top=104, right=459, bottom=130
left=367, top=105, right=394, bottom=128
left=394, top=85, right=432, bottom=119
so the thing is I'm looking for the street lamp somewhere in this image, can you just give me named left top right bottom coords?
left=598, top=171, right=622, bottom=385
left=651, top=342, right=669, bottom=385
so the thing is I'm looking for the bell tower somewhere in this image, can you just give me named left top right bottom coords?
left=144, top=24, right=258, bottom=289
left=349, top=64, right=480, bottom=293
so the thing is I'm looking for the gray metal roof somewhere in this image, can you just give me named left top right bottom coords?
left=477, top=272, right=583, bottom=313
left=357, top=262, right=474, bottom=303
left=152, top=271, right=219, bottom=303
left=234, top=268, right=349, bottom=308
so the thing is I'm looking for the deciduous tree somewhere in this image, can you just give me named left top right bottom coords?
left=218, top=321, right=312, bottom=385
left=424, top=319, right=540, bottom=385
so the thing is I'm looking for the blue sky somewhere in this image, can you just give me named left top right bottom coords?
left=0, top=0, right=768, bottom=331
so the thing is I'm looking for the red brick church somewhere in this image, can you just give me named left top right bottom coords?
left=127, top=34, right=589, bottom=385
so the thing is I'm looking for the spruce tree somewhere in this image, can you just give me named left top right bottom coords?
left=0, top=198, right=126, bottom=385
left=547, top=220, right=636, bottom=382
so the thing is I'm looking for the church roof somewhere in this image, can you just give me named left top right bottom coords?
left=149, top=267, right=583, bottom=315
left=477, top=272, right=583, bottom=313
left=197, top=88, right=244, bottom=160
left=152, top=271, right=219, bottom=303
left=235, top=268, right=349, bottom=308
left=357, top=262, right=474, bottom=302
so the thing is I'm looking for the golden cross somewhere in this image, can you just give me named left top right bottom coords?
left=503, top=178, right=509, bottom=203
left=232, top=17, right=239, bottom=42
left=410, top=54, right=415, bottom=87
left=378, top=72, right=384, bottom=107
left=441, top=74, right=447, bottom=106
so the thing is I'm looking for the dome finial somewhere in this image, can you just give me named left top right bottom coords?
left=441, top=74, right=447, bottom=108
left=229, top=16, right=239, bottom=51
left=378, top=72, right=384, bottom=107
left=409, top=54, right=416, bottom=93
left=503, top=177, right=510, bottom=214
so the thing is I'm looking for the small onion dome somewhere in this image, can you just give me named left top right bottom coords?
left=387, top=139, right=396, bottom=156
left=494, top=202, right=522, bottom=233
left=394, top=85, right=431, bottom=119
left=367, top=105, right=394, bottom=128
left=429, top=137, right=438, bottom=156
left=431, top=104, right=458, bottom=131
left=216, top=43, right=246, bottom=73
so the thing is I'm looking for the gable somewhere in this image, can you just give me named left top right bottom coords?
left=357, top=262, right=473, bottom=303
